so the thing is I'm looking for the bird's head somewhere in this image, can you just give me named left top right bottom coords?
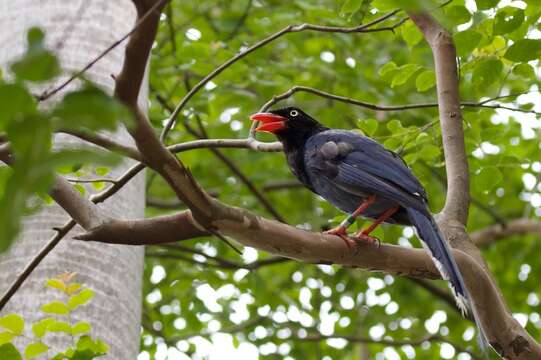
left=249, top=107, right=324, bottom=139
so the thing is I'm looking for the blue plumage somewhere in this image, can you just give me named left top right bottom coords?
left=253, top=107, right=474, bottom=315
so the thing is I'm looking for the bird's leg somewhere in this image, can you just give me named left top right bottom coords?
left=355, top=206, right=399, bottom=245
left=324, top=195, right=376, bottom=249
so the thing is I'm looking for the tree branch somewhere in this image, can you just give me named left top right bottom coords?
left=49, top=176, right=106, bottom=229
left=161, top=10, right=404, bottom=140
left=401, top=13, right=470, bottom=224
left=471, top=219, right=541, bottom=247
left=409, top=10, right=540, bottom=359
left=79, top=206, right=541, bottom=358
left=59, top=129, right=143, bottom=161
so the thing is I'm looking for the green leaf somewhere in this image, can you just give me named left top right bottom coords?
left=46, top=279, right=66, bottom=293
left=493, top=7, right=524, bottom=35
left=71, top=322, right=92, bottom=335
left=391, top=64, right=421, bottom=87
left=94, top=167, right=109, bottom=177
left=48, top=321, right=71, bottom=333
left=24, top=342, right=48, bottom=359
left=0, top=332, right=15, bottom=345
left=401, top=22, right=423, bottom=47
left=504, top=39, right=541, bottom=62
left=512, top=63, right=535, bottom=78
left=358, top=118, right=378, bottom=136
left=419, top=144, right=441, bottom=160
left=66, top=283, right=82, bottom=295
left=378, top=61, right=397, bottom=76
left=32, top=318, right=55, bottom=338
left=52, top=85, right=130, bottom=131
left=386, top=119, right=403, bottom=133
left=454, top=29, right=483, bottom=57
left=445, top=6, right=471, bottom=25
left=41, top=301, right=70, bottom=315
left=74, top=336, right=109, bottom=359
left=68, top=289, right=95, bottom=310
left=476, top=0, right=499, bottom=10
left=340, top=0, right=362, bottom=16
left=473, top=58, right=503, bottom=88
left=10, top=27, right=60, bottom=82
left=474, top=167, right=503, bottom=191
left=0, top=343, right=22, bottom=360
left=372, top=0, right=399, bottom=11
left=0, top=314, right=24, bottom=335
left=415, top=70, right=436, bottom=92
left=0, top=84, right=36, bottom=131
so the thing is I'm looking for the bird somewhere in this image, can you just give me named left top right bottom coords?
left=250, top=106, right=488, bottom=348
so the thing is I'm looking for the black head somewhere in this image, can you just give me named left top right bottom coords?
left=249, top=106, right=326, bottom=141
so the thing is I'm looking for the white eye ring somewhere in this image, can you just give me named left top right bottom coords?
left=290, top=110, right=299, bottom=117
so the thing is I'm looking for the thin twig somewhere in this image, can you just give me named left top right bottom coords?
left=153, top=243, right=288, bottom=270
left=155, top=89, right=286, bottom=222
left=0, top=221, right=76, bottom=310
left=65, top=178, right=117, bottom=184
left=160, top=9, right=403, bottom=140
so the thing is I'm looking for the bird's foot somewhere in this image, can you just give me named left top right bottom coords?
left=324, top=226, right=357, bottom=249
left=353, top=232, right=381, bottom=247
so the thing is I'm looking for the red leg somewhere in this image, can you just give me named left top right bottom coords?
left=351, top=195, right=376, bottom=218
left=355, top=206, right=399, bottom=245
left=324, top=195, right=376, bottom=249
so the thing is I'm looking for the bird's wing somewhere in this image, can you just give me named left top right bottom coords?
left=305, top=130, right=428, bottom=211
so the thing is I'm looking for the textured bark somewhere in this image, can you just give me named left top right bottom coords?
left=0, top=2, right=145, bottom=359
left=408, top=11, right=541, bottom=359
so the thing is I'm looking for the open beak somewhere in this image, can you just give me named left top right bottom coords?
left=250, top=112, right=286, bottom=133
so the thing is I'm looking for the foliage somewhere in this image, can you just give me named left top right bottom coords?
left=0, top=27, right=127, bottom=252
left=1, top=0, right=541, bottom=359
left=140, top=0, right=541, bottom=359
left=0, top=274, right=108, bottom=359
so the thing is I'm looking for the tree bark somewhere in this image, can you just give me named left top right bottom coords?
left=0, top=1, right=145, bottom=359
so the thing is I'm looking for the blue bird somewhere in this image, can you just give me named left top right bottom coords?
left=250, top=107, right=486, bottom=338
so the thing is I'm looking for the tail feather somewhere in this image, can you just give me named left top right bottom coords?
left=407, top=208, right=490, bottom=353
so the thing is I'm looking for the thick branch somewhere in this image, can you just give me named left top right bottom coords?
left=409, top=10, right=540, bottom=359
left=75, top=211, right=207, bottom=244
left=471, top=219, right=541, bottom=247
left=80, top=208, right=541, bottom=358
left=408, top=12, right=469, bottom=225
left=49, top=176, right=106, bottom=229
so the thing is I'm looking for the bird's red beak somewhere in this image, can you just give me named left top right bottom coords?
left=250, top=112, right=286, bottom=133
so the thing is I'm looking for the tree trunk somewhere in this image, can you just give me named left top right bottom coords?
left=0, top=1, right=145, bottom=359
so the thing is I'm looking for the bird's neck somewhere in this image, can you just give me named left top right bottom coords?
left=278, top=125, right=327, bottom=152
left=279, top=126, right=327, bottom=191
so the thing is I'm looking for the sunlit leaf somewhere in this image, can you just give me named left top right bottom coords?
left=10, top=27, right=60, bottom=82
left=0, top=314, right=24, bottom=336
left=41, top=301, right=70, bottom=315
left=24, top=342, right=48, bottom=359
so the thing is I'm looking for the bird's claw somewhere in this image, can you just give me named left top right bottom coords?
left=354, top=233, right=381, bottom=247
left=324, top=226, right=357, bottom=249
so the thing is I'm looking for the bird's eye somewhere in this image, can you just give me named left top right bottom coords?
left=290, top=110, right=299, bottom=117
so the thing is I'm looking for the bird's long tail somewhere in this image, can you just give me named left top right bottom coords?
left=407, top=207, right=489, bottom=352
